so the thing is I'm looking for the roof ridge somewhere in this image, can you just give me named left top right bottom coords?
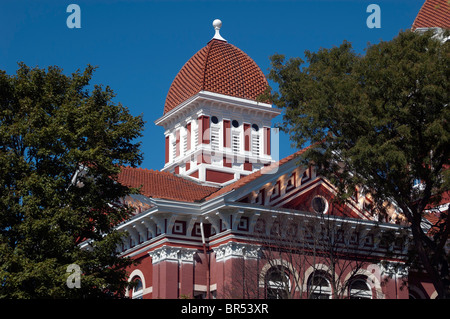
left=120, top=165, right=156, bottom=173
left=201, top=39, right=215, bottom=92
left=230, top=42, right=245, bottom=99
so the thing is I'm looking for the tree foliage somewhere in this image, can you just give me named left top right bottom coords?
left=0, top=63, right=145, bottom=298
left=266, top=30, right=449, bottom=298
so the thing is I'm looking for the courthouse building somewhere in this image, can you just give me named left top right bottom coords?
left=106, top=0, right=448, bottom=299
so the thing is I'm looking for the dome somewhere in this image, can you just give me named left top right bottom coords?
left=163, top=38, right=269, bottom=114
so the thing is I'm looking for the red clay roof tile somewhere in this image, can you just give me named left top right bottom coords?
left=164, top=39, right=269, bottom=114
left=412, top=0, right=450, bottom=30
left=117, top=148, right=311, bottom=204
left=116, top=167, right=218, bottom=203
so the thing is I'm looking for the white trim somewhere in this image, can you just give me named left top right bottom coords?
left=424, top=202, right=449, bottom=214
left=155, top=91, right=280, bottom=128
left=414, top=27, right=450, bottom=42
left=273, top=177, right=370, bottom=220
left=127, top=269, right=153, bottom=298
left=430, top=290, right=438, bottom=299
left=311, top=195, right=329, bottom=214
left=194, top=283, right=217, bottom=292
left=103, top=154, right=409, bottom=259
left=342, top=267, right=384, bottom=299
left=259, top=259, right=300, bottom=289
left=305, top=267, right=333, bottom=299
left=348, top=278, right=372, bottom=299
left=304, top=264, right=336, bottom=286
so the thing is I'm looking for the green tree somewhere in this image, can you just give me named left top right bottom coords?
left=0, top=63, right=145, bottom=298
left=266, top=30, right=449, bottom=298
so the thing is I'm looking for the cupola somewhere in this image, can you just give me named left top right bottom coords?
left=155, top=20, right=281, bottom=186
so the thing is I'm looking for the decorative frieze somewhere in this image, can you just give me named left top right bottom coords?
left=214, top=242, right=261, bottom=262
left=149, top=246, right=197, bottom=264
left=380, top=261, right=409, bottom=278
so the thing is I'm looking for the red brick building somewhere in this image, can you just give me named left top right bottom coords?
left=100, top=4, right=448, bottom=299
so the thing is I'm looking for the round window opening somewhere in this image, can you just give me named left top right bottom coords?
left=312, top=196, right=328, bottom=214
left=232, top=120, right=239, bottom=128
left=211, top=116, right=219, bottom=124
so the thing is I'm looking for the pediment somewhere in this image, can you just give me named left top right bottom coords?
left=233, top=165, right=375, bottom=221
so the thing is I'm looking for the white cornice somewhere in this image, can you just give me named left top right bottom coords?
left=154, top=91, right=281, bottom=128
left=414, top=27, right=449, bottom=43
left=198, top=91, right=274, bottom=109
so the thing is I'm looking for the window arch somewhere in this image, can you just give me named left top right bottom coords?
left=131, top=276, right=144, bottom=299
left=343, top=267, right=384, bottom=299
left=348, top=277, right=372, bottom=299
left=265, top=265, right=291, bottom=299
left=128, top=269, right=146, bottom=300
left=308, top=271, right=332, bottom=299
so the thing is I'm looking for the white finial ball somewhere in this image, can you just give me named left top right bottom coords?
left=213, top=19, right=222, bottom=30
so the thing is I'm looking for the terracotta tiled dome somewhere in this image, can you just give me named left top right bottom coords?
left=412, top=0, right=450, bottom=30
left=163, top=38, right=269, bottom=114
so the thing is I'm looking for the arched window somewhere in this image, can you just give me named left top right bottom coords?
left=131, top=276, right=143, bottom=299
left=348, top=277, right=372, bottom=299
left=308, top=272, right=332, bottom=299
left=265, top=266, right=291, bottom=299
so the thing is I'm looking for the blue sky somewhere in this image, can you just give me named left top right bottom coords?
left=0, top=0, right=425, bottom=170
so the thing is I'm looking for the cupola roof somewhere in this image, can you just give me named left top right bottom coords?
left=163, top=20, right=269, bottom=114
left=412, top=0, right=450, bottom=30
